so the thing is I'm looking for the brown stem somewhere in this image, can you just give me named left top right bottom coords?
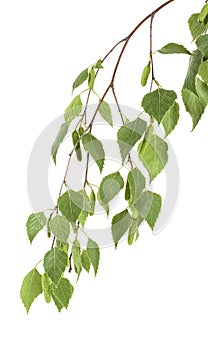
left=149, top=13, right=156, bottom=92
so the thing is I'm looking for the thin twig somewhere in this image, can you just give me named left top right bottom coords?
left=149, top=13, right=156, bottom=92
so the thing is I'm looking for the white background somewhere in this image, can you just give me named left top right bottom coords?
left=1, top=0, right=208, bottom=349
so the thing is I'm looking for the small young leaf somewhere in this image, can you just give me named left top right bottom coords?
left=87, top=238, right=100, bottom=276
left=26, top=212, right=47, bottom=244
left=141, top=61, right=151, bottom=86
left=41, top=273, right=52, bottom=304
left=72, top=130, right=82, bottom=161
left=72, top=68, right=88, bottom=91
left=64, top=95, right=82, bottom=122
left=58, top=191, right=81, bottom=223
left=112, top=209, right=132, bottom=248
left=82, top=133, right=105, bottom=173
left=88, top=67, right=95, bottom=90
left=98, top=171, right=124, bottom=206
left=158, top=43, right=190, bottom=55
left=117, top=116, right=147, bottom=163
left=44, top=248, right=68, bottom=285
left=138, top=133, right=168, bottom=182
left=89, top=189, right=96, bottom=216
left=81, top=250, right=91, bottom=272
left=188, top=13, right=208, bottom=40
left=142, top=88, right=177, bottom=124
left=49, top=215, right=70, bottom=244
left=196, top=34, right=208, bottom=58
left=72, top=240, right=82, bottom=277
left=183, top=50, right=202, bottom=94
left=135, top=191, right=162, bottom=230
left=126, top=168, right=145, bottom=206
left=95, top=59, right=104, bottom=69
left=51, top=121, right=69, bottom=164
left=78, top=126, right=85, bottom=136
left=198, top=4, right=208, bottom=23
left=78, top=210, right=88, bottom=227
left=182, top=88, right=206, bottom=130
left=196, top=78, right=208, bottom=105
left=99, top=101, right=113, bottom=126
left=198, top=60, right=208, bottom=84
left=52, top=278, right=74, bottom=309
left=20, top=268, right=42, bottom=313
left=162, top=102, right=180, bottom=137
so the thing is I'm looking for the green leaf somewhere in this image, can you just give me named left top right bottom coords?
left=126, top=168, right=145, bottom=206
left=117, top=116, right=147, bottom=163
left=128, top=216, right=143, bottom=245
left=141, top=61, right=151, bottom=86
left=70, top=189, right=94, bottom=213
left=82, top=133, right=105, bottom=173
left=95, top=59, right=104, bottom=69
left=52, top=294, right=63, bottom=312
left=72, top=68, right=88, bottom=91
left=49, top=215, right=70, bottom=244
left=196, top=78, right=208, bottom=105
left=198, top=60, right=208, bottom=84
left=99, top=101, right=113, bottom=127
left=198, top=4, right=208, bottom=24
left=51, top=121, right=69, bottom=164
left=41, top=273, right=52, bottom=304
left=98, top=172, right=124, bottom=207
left=72, top=130, right=82, bottom=161
left=52, top=278, right=74, bottom=309
left=78, top=210, right=88, bottom=227
left=196, top=34, right=208, bottom=58
left=20, top=268, right=42, bottom=313
left=87, top=238, right=100, bottom=276
left=112, top=209, right=132, bottom=248
left=88, top=67, right=95, bottom=90
left=182, top=88, right=206, bottom=129
left=142, top=88, right=177, bottom=124
left=72, top=240, right=82, bottom=277
left=188, top=13, right=208, bottom=40
left=64, top=95, right=82, bottom=122
left=183, top=50, right=202, bottom=94
left=44, top=248, right=68, bottom=285
left=89, top=189, right=96, bottom=216
left=135, top=191, right=162, bottom=230
left=138, top=132, right=168, bottom=182
left=162, top=102, right=180, bottom=137
left=58, top=191, right=81, bottom=223
left=158, top=43, right=190, bottom=55
left=125, top=180, right=130, bottom=201
left=26, top=212, right=47, bottom=244
left=81, top=250, right=91, bottom=272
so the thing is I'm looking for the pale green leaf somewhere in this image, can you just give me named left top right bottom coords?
left=198, top=4, right=208, bottom=24
left=196, top=34, right=208, bottom=58
left=41, top=273, right=52, bottom=304
left=162, top=102, right=180, bottom=137
left=44, top=248, right=68, bottom=285
left=158, top=43, right=190, bottom=55
left=196, top=78, right=208, bottom=104
left=98, top=171, right=124, bottom=206
left=141, top=61, right=151, bottom=86
left=82, top=133, right=105, bottom=173
left=135, top=191, right=162, bottom=230
left=72, top=130, right=82, bottom=161
left=182, top=88, right=206, bottom=129
left=188, top=13, right=208, bottom=40
left=88, top=67, right=95, bottom=90
left=51, top=121, right=69, bottom=164
left=112, top=209, right=132, bottom=248
left=117, top=116, right=146, bottom=163
left=183, top=50, right=202, bottom=94
left=20, top=268, right=42, bottom=313
left=128, top=216, right=143, bottom=245
left=52, top=294, right=63, bottom=312
left=99, top=101, right=113, bottom=126
left=142, top=88, right=177, bottom=124
left=64, top=95, right=82, bottom=122
left=198, top=60, right=208, bottom=84
left=126, top=168, right=145, bottom=206
left=26, top=212, right=47, bottom=244
left=58, top=191, right=81, bottom=223
left=72, top=68, right=88, bottom=91
left=49, top=215, right=70, bottom=244
left=72, top=240, right=82, bottom=277
left=52, top=278, right=74, bottom=309
left=78, top=210, right=88, bottom=227
left=87, top=238, right=100, bottom=276
left=81, top=250, right=91, bottom=272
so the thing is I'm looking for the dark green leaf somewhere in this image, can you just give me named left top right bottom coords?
left=72, top=240, right=82, bottom=277
left=112, top=209, right=132, bottom=248
left=72, top=130, right=82, bottom=161
left=198, top=60, right=208, bottom=84
left=51, top=121, right=69, bottom=164
left=49, top=215, right=70, bottom=244
left=188, top=13, right=208, bottom=40
left=64, top=95, right=82, bottom=122
left=158, top=43, right=190, bottom=55
left=182, top=88, right=206, bottom=129
left=72, top=68, right=88, bottom=91
left=135, top=191, right=162, bottom=230
left=26, top=212, right=47, bottom=244
left=141, top=61, right=151, bottom=86
left=52, top=278, right=74, bottom=309
left=98, top=172, right=124, bottom=206
left=126, top=168, right=145, bottom=206
left=183, top=50, right=202, bottom=94
left=44, top=248, right=68, bottom=285
left=41, top=273, right=52, bottom=304
left=81, top=250, right=91, bottom=272
left=162, top=102, right=180, bottom=137
left=95, top=59, right=104, bottom=69
left=82, top=133, right=105, bottom=173
left=196, top=34, right=208, bottom=58
left=125, top=180, right=130, bottom=201
left=88, top=67, right=95, bottom=90
left=20, top=268, right=42, bottom=313
left=99, top=101, right=113, bottom=126
left=58, top=191, right=81, bottom=223
left=87, top=238, right=100, bottom=276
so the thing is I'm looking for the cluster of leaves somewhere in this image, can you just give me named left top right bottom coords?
left=20, top=3, right=208, bottom=313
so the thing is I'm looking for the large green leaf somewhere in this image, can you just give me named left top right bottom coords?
left=58, top=191, right=81, bottom=223
left=183, top=50, right=202, bottom=94
left=81, top=250, right=91, bottom=272
left=49, top=215, right=70, bottom=244
left=20, top=268, right=42, bottom=313
left=198, top=60, right=208, bottom=84
left=26, top=212, right=47, bottom=244
left=135, top=191, right=162, bottom=230
left=72, top=240, right=82, bottom=277
left=162, top=102, right=180, bottom=137
left=64, top=95, right=82, bottom=122
left=182, top=88, right=206, bottom=129
left=138, top=133, right=168, bottom=182
left=82, top=133, right=105, bottom=173
left=98, top=171, right=124, bottom=206
left=111, top=209, right=132, bottom=248
left=117, top=116, right=146, bottom=163
left=126, top=168, right=145, bottom=206
left=51, top=121, right=69, bottom=164
left=158, top=43, right=190, bottom=55
left=72, top=68, right=88, bottom=91
left=87, top=238, right=100, bottom=276
left=196, top=34, right=208, bottom=58
left=196, top=78, right=208, bottom=105
left=44, top=248, right=68, bottom=285
left=142, top=88, right=177, bottom=124
left=41, top=273, right=52, bottom=304
left=52, top=278, right=74, bottom=309
left=99, top=101, right=113, bottom=126
left=188, top=13, right=208, bottom=40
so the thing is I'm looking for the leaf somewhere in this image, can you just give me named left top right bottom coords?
left=141, top=61, right=151, bottom=86
left=158, top=43, right=190, bottom=55
left=125, top=180, right=130, bottom=201
left=51, top=121, right=69, bottom=164
left=183, top=50, right=202, bottom=94
left=64, top=95, right=82, bottom=122
left=58, top=191, right=81, bottom=223
left=128, top=216, right=143, bottom=245
left=78, top=210, right=88, bottom=227
left=117, top=116, right=147, bottom=163
left=196, top=34, right=208, bottom=58
left=198, top=4, right=208, bottom=24
left=81, top=250, right=91, bottom=272
left=87, top=238, right=100, bottom=276
left=162, top=102, right=180, bottom=137
left=26, top=212, right=47, bottom=244
left=72, top=68, right=88, bottom=91
left=182, top=88, right=206, bottom=129
left=198, top=60, right=208, bottom=84
left=52, top=294, right=63, bottom=312
left=88, top=67, right=95, bottom=90
left=135, top=191, right=162, bottom=230
left=20, top=268, right=42, bottom=313
left=72, top=130, right=82, bottom=161
left=99, top=101, right=113, bottom=126
left=126, top=168, right=145, bottom=206
left=196, top=78, right=208, bottom=105
left=44, top=248, right=68, bottom=285
left=41, top=273, right=52, bottom=304
left=82, top=133, right=105, bottom=173
left=142, top=88, right=177, bottom=124
left=98, top=172, right=124, bottom=206
left=95, top=59, right=104, bottom=69
left=72, top=240, right=82, bottom=277
left=49, top=215, right=70, bottom=244
left=188, top=13, right=208, bottom=40
left=52, top=278, right=74, bottom=309
left=89, top=189, right=96, bottom=216
left=112, top=209, right=132, bottom=248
